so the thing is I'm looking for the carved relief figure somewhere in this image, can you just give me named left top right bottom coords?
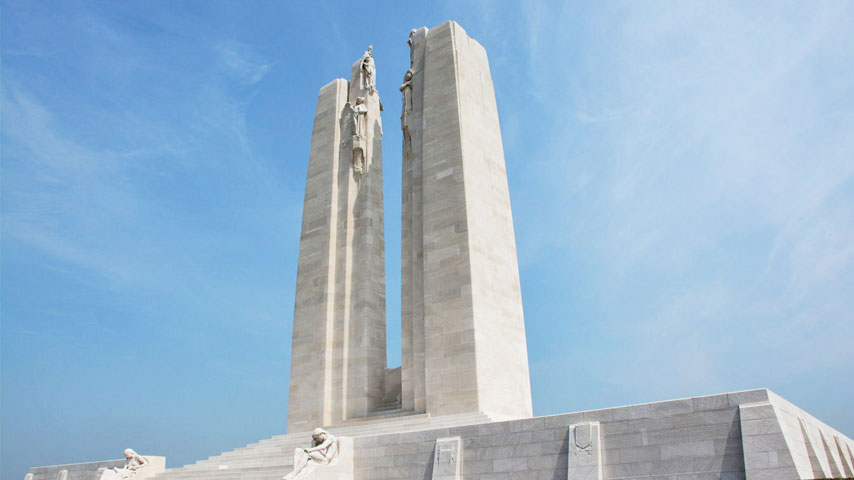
left=282, top=428, right=338, bottom=480
left=352, top=97, right=368, bottom=137
left=98, top=449, right=149, bottom=480
left=400, top=69, right=414, bottom=164
left=360, top=46, right=376, bottom=93
left=400, top=69, right=413, bottom=130
left=351, top=97, right=368, bottom=174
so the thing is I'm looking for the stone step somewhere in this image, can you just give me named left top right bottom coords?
left=159, top=471, right=285, bottom=480
left=182, top=457, right=292, bottom=470
left=186, top=457, right=286, bottom=470
left=164, top=465, right=289, bottom=474
left=197, top=412, right=490, bottom=458
left=154, top=412, right=493, bottom=479
left=186, top=413, right=490, bottom=465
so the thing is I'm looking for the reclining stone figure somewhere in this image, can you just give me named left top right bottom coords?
left=98, top=449, right=149, bottom=480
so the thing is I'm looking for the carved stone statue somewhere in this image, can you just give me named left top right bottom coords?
left=360, top=46, right=376, bottom=93
left=98, top=449, right=149, bottom=480
left=282, top=428, right=339, bottom=480
left=400, top=69, right=414, bottom=165
left=351, top=97, right=368, bottom=175
left=352, top=97, right=368, bottom=137
left=400, top=69, right=413, bottom=131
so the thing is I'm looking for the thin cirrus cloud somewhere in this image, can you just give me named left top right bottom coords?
left=511, top=0, right=854, bottom=408
left=215, top=42, right=274, bottom=86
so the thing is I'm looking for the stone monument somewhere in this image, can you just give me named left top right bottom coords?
left=287, top=43, right=387, bottom=432
left=24, top=20, right=854, bottom=480
left=288, top=20, right=532, bottom=436
left=400, top=22, right=532, bottom=421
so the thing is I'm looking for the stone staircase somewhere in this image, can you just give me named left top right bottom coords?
left=152, top=411, right=492, bottom=480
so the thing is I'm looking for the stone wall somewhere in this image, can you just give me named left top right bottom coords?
left=740, top=391, right=854, bottom=480
left=352, top=389, right=854, bottom=480
left=26, top=457, right=165, bottom=480
left=401, top=19, right=533, bottom=422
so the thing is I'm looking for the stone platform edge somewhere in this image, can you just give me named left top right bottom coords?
left=349, top=388, right=853, bottom=480
left=27, top=456, right=166, bottom=480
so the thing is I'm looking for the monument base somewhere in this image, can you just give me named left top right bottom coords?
left=31, top=390, right=851, bottom=480
left=25, top=456, right=165, bottom=480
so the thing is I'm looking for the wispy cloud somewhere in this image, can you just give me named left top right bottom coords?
left=2, top=85, right=163, bottom=288
left=216, top=42, right=274, bottom=86
left=515, top=0, right=854, bottom=402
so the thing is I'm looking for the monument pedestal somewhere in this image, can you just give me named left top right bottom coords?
left=25, top=456, right=165, bottom=480
left=147, top=389, right=853, bottom=480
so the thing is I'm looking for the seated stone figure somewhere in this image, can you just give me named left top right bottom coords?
left=98, top=449, right=149, bottom=480
left=283, top=428, right=338, bottom=480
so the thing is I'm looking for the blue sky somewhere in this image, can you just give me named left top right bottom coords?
left=2, top=0, right=852, bottom=477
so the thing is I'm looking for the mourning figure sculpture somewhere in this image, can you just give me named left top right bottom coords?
left=98, top=449, right=149, bottom=480
left=282, top=428, right=339, bottom=480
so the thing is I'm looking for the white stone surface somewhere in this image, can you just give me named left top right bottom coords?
left=739, top=391, right=854, bottom=480
left=98, top=449, right=158, bottom=480
left=26, top=456, right=165, bottom=480
left=283, top=431, right=351, bottom=480
left=287, top=44, right=387, bottom=431
left=568, top=422, right=603, bottom=480
left=145, top=389, right=854, bottom=480
left=432, top=437, right=462, bottom=480
left=401, top=20, right=533, bottom=422
left=307, top=437, right=354, bottom=480
left=151, top=412, right=492, bottom=480
left=400, top=25, right=430, bottom=416
left=290, top=20, right=531, bottom=430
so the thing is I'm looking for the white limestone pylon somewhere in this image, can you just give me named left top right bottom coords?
left=287, top=45, right=387, bottom=432
left=401, top=21, right=533, bottom=421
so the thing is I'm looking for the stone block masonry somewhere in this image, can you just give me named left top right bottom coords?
left=288, top=44, right=387, bottom=432
left=106, top=390, right=851, bottom=480
left=401, top=20, right=533, bottom=422
left=350, top=389, right=854, bottom=480
left=291, top=20, right=532, bottom=430
left=27, top=457, right=166, bottom=480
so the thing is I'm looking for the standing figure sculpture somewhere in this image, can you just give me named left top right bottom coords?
left=351, top=97, right=368, bottom=175
left=400, top=69, right=414, bottom=164
left=98, top=449, right=149, bottom=480
left=360, top=45, right=376, bottom=93
left=282, top=428, right=338, bottom=480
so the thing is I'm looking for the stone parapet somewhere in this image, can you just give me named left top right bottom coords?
left=26, top=456, right=165, bottom=480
